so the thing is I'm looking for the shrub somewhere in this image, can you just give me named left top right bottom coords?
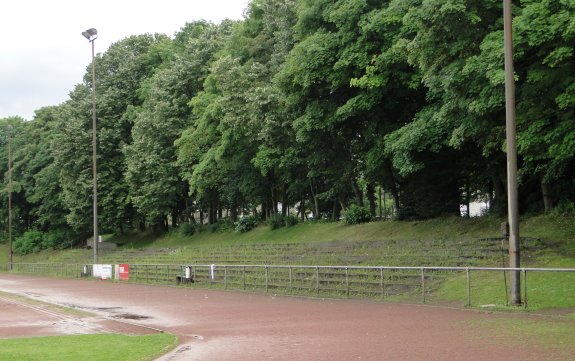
left=268, top=214, right=285, bottom=230
left=43, top=229, right=76, bottom=250
left=208, top=223, right=219, bottom=233
left=342, top=204, right=372, bottom=225
left=216, top=218, right=235, bottom=232
left=180, top=222, right=196, bottom=237
left=235, top=216, right=259, bottom=233
left=285, top=215, right=300, bottom=227
left=14, top=230, right=44, bottom=255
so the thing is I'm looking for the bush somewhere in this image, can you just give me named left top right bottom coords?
left=285, top=215, right=300, bottom=227
left=268, top=214, right=285, bottom=230
left=208, top=223, right=219, bottom=233
left=43, top=229, right=76, bottom=250
left=342, top=204, right=372, bottom=225
left=180, top=222, right=196, bottom=237
left=216, top=218, right=235, bottom=232
left=14, top=230, right=44, bottom=255
left=235, top=216, right=259, bottom=233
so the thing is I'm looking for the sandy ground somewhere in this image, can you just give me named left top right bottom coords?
left=0, top=274, right=572, bottom=360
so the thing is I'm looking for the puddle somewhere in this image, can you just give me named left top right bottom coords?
left=112, top=313, right=150, bottom=320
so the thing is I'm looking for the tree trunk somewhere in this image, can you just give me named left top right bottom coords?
left=541, top=181, right=553, bottom=213
left=300, top=195, right=305, bottom=221
left=465, top=177, right=471, bottom=218
left=383, top=191, right=387, bottom=220
left=281, top=186, right=287, bottom=216
left=366, top=183, right=376, bottom=217
left=383, top=159, right=400, bottom=216
left=351, top=180, right=364, bottom=207
left=491, top=174, right=506, bottom=215
left=230, top=203, right=238, bottom=222
left=172, top=209, right=179, bottom=227
left=309, top=179, right=319, bottom=220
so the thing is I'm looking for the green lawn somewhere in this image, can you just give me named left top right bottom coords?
left=0, top=333, right=177, bottom=361
left=435, top=254, right=575, bottom=315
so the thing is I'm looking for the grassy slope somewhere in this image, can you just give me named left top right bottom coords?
left=119, top=213, right=574, bottom=249
left=2, top=214, right=574, bottom=312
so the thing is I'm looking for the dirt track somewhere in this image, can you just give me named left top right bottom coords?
left=0, top=274, right=572, bottom=360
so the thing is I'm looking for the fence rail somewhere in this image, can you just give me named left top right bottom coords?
left=2, top=263, right=574, bottom=308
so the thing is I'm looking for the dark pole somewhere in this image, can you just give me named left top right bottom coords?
left=503, top=0, right=521, bottom=305
left=7, top=125, right=13, bottom=270
left=83, top=28, right=98, bottom=265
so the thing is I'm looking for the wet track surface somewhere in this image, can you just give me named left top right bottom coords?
left=0, top=274, right=572, bottom=360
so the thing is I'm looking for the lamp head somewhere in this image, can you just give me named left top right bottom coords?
left=82, top=28, right=98, bottom=40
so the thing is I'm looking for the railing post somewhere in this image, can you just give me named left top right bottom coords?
left=289, top=266, right=292, bottom=291
left=316, top=267, right=320, bottom=294
left=466, top=268, right=471, bottom=307
left=265, top=266, right=269, bottom=292
left=225, top=266, right=228, bottom=290
left=345, top=267, right=349, bottom=298
left=243, top=265, right=246, bottom=290
left=380, top=267, right=384, bottom=300
left=523, top=269, right=527, bottom=309
left=421, top=267, right=425, bottom=304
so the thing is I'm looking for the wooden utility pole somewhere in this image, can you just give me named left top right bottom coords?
left=503, top=0, right=521, bottom=305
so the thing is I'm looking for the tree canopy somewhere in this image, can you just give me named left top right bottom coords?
left=2, top=0, right=574, bottom=252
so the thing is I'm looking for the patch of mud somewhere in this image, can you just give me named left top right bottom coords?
left=153, top=343, right=195, bottom=361
left=112, top=313, right=150, bottom=320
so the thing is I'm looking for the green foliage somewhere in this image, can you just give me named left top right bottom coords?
left=13, top=229, right=75, bottom=255
left=269, top=214, right=301, bottom=229
left=14, top=230, right=44, bottom=255
left=214, top=218, right=236, bottom=233
left=3, top=0, right=575, bottom=242
left=42, top=229, right=77, bottom=250
left=342, top=204, right=371, bottom=225
left=268, top=213, right=286, bottom=230
left=235, top=216, right=259, bottom=233
left=180, top=223, right=196, bottom=237
left=285, top=214, right=300, bottom=227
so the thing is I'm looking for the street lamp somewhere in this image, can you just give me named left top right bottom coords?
left=82, top=27, right=99, bottom=265
left=503, top=1, right=521, bottom=305
left=7, top=125, right=13, bottom=270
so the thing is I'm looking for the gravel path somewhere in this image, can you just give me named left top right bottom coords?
left=0, top=274, right=572, bottom=360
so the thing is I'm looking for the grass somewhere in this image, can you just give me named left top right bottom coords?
left=467, top=318, right=575, bottom=360
left=434, top=253, right=575, bottom=316
left=116, top=216, right=507, bottom=249
left=0, top=333, right=178, bottom=361
left=4, top=214, right=574, bottom=313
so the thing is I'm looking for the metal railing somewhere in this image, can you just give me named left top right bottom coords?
left=3, top=263, right=574, bottom=308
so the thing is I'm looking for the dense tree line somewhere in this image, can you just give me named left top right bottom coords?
left=1, top=0, right=574, bottom=251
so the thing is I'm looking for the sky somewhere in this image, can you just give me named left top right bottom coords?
left=0, top=0, right=250, bottom=120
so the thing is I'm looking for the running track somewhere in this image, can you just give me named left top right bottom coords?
left=0, top=274, right=572, bottom=360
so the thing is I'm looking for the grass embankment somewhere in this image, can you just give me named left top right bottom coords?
left=3, top=214, right=574, bottom=312
left=0, top=333, right=177, bottom=361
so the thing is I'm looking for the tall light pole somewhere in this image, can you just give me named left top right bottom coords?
left=7, top=125, right=13, bottom=270
left=503, top=0, right=521, bottom=305
left=82, top=28, right=99, bottom=265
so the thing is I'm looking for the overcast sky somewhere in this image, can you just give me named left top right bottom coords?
left=0, top=0, right=250, bottom=120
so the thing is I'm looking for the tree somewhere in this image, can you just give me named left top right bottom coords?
left=126, top=21, right=235, bottom=229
